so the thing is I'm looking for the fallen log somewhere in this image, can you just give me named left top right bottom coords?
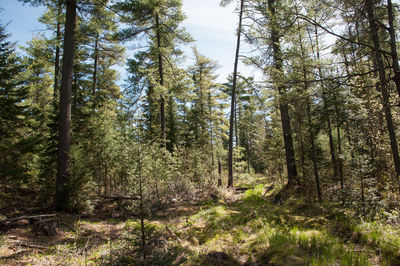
left=101, top=195, right=140, bottom=201
left=12, top=241, right=48, bottom=249
left=0, top=214, right=56, bottom=224
left=234, top=187, right=251, bottom=192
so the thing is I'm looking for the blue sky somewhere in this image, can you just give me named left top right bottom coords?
left=0, top=0, right=252, bottom=82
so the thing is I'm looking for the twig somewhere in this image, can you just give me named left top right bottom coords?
left=11, top=241, right=48, bottom=249
left=165, top=225, right=183, bottom=245
left=84, top=236, right=91, bottom=266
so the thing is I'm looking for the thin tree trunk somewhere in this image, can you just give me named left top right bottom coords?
left=235, top=100, right=239, bottom=147
left=228, top=0, right=244, bottom=187
left=156, top=13, right=166, bottom=146
left=218, top=159, right=222, bottom=187
left=138, top=149, right=146, bottom=261
left=387, top=0, right=400, bottom=99
left=247, top=127, right=251, bottom=174
left=55, top=0, right=77, bottom=211
left=326, top=114, right=338, bottom=181
left=299, top=121, right=306, bottom=182
left=333, top=93, right=344, bottom=189
left=269, top=0, right=297, bottom=186
left=53, top=0, right=62, bottom=102
left=148, top=85, right=155, bottom=138
left=209, top=94, right=215, bottom=166
left=92, top=33, right=99, bottom=98
left=366, top=0, right=400, bottom=193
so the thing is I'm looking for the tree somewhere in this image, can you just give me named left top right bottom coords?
left=55, top=0, right=77, bottom=211
left=115, top=0, right=191, bottom=146
left=365, top=0, right=400, bottom=192
left=246, top=0, right=298, bottom=186
left=221, top=0, right=245, bottom=188
left=0, top=23, right=29, bottom=192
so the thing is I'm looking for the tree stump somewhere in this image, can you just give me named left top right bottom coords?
left=33, top=218, right=59, bottom=236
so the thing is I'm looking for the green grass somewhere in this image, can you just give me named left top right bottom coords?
left=176, top=184, right=380, bottom=265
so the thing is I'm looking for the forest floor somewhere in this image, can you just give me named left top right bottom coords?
left=1, top=177, right=400, bottom=265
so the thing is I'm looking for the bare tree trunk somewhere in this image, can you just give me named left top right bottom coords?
left=138, top=149, right=146, bottom=261
left=53, top=0, right=62, bottom=102
left=218, top=159, right=222, bottom=187
left=92, top=33, right=99, bottom=98
left=366, top=0, right=400, bottom=193
left=333, top=93, right=344, bottom=189
left=156, top=13, right=166, bottom=147
left=228, top=0, right=244, bottom=187
left=247, top=127, right=251, bottom=174
left=209, top=102, right=215, bottom=167
left=235, top=100, right=239, bottom=147
left=55, top=0, right=77, bottom=211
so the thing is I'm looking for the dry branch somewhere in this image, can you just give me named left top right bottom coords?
left=165, top=225, right=183, bottom=245
left=0, top=214, right=57, bottom=224
left=101, top=195, right=140, bottom=201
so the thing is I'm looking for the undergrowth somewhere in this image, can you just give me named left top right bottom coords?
left=1, top=180, right=399, bottom=265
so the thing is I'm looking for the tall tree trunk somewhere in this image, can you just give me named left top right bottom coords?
left=53, top=0, right=62, bottom=102
left=247, top=127, right=251, bottom=174
left=333, top=93, right=344, bottom=189
left=156, top=13, right=166, bottom=147
left=55, top=0, right=77, bottom=211
left=228, top=0, right=244, bottom=187
left=235, top=100, right=239, bottom=147
left=326, top=113, right=338, bottom=182
left=387, top=0, right=400, bottom=99
left=209, top=93, right=215, bottom=166
left=366, top=0, right=400, bottom=193
left=166, top=96, right=176, bottom=152
left=269, top=0, right=298, bottom=186
left=92, top=33, right=99, bottom=98
left=148, top=85, right=156, bottom=138
left=298, top=119, right=306, bottom=181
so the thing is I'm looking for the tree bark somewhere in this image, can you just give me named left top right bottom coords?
left=53, top=0, right=62, bottom=102
left=228, top=0, right=244, bottom=187
left=55, top=0, right=77, bottom=211
left=334, top=93, right=344, bottom=189
left=156, top=13, right=166, bottom=147
left=366, top=0, right=400, bottom=193
left=235, top=100, right=239, bottom=147
left=92, top=32, right=99, bottom=98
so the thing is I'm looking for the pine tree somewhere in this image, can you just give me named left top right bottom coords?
left=0, top=23, right=29, bottom=192
left=115, top=0, right=192, bottom=146
left=55, top=0, right=77, bottom=211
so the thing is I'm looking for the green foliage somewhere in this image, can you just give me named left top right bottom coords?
left=0, top=23, right=35, bottom=194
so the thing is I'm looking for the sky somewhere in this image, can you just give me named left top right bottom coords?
left=0, top=0, right=250, bottom=83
